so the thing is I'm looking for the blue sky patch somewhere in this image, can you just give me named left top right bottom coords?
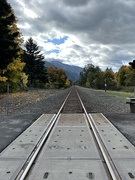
left=47, top=36, right=68, bottom=45
left=46, top=49, right=59, bottom=54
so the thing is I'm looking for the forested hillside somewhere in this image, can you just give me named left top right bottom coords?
left=45, top=61, right=83, bottom=82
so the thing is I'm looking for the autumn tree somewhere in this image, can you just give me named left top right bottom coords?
left=22, top=37, right=47, bottom=87
left=57, top=68, right=67, bottom=88
left=0, top=0, right=27, bottom=92
left=5, top=59, right=27, bottom=92
left=103, top=68, right=116, bottom=89
left=116, top=65, right=127, bottom=86
left=65, top=79, right=71, bottom=88
left=47, top=66, right=70, bottom=88
left=116, top=65, right=135, bottom=86
left=79, top=64, right=118, bottom=90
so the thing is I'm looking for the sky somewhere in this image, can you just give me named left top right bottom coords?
left=7, top=0, right=135, bottom=71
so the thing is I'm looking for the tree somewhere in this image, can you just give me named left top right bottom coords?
left=79, top=64, right=102, bottom=88
left=22, top=37, right=47, bottom=87
left=5, top=58, right=27, bottom=92
left=93, top=71, right=104, bottom=89
left=0, top=0, right=23, bottom=72
left=86, top=65, right=101, bottom=88
left=116, top=65, right=135, bottom=86
left=47, top=66, right=58, bottom=88
left=124, top=67, right=135, bottom=86
left=103, top=68, right=116, bottom=89
left=79, top=71, right=87, bottom=86
left=0, top=0, right=27, bottom=92
left=116, top=65, right=127, bottom=86
left=47, top=66, right=70, bottom=88
left=57, top=68, right=67, bottom=88
left=65, top=79, right=70, bottom=88
left=129, top=60, right=135, bottom=69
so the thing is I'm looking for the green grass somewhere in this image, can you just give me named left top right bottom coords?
left=96, top=90, right=135, bottom=99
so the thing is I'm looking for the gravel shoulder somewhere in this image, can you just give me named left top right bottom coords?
left=0, top=86, right=135, bottom=153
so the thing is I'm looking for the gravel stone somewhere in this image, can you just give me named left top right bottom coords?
left=76, top=86, right=130, bottom=113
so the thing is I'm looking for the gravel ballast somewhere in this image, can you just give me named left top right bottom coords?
left=0, top=86, right=135, bottom=152
left=76, top=86, right=130, bottom=113
left=77, top=86, right=135, bottom=146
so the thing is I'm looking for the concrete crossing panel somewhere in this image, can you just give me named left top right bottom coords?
left=41, top=126, right=100, bottom=159
left=113, top=159, right=135, bottom=180
left=0, top=159, right=26, bottom=180
left=28, top=159, right=108, bottom=180
left=90, top=113, right=135, bottom=159
left=90, top=113, right=135, bottom=179
left=97, top=126, right=135, bottom=159
left=57, top=114, right=86, bottom=126
left=0, top=114, right=55, bottom=180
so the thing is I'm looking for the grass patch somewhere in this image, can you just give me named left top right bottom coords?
left=96, top=90, right=135, bottom=99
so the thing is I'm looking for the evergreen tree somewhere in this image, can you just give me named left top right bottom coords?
left=22, top=37, right=47, bottom=87
left=0, top=0, right=23, bottom=72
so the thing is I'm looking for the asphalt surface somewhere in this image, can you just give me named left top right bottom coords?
left=0, top=114, right=40, bottom=152
left=105, top=113, right=135, bottom=146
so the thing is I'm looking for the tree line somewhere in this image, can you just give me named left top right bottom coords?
left=0, top=0, right=70, bottom=92
left=78, top=63, right=135, bottom=91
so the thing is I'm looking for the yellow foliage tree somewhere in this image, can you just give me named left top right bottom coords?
left=0, top=76, right=7, bottom=82
left=47, top=66, right=70, bottom=89
left=3, top=58, right=28, bottom=91
left=65, top=79, right=70, bottom=88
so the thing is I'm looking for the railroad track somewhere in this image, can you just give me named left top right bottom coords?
left=0, top=86, right=135, bottom=179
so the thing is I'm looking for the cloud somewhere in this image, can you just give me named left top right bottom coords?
left=61, top=0, right=90, bottom=7
left=7, top=0, right=135, bottom=71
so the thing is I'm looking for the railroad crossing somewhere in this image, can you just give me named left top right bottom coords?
left=0, top=87, right=135, bottom=179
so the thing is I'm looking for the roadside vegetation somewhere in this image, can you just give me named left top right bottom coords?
left=78, top=63, right=135, bottom=94
left=96, top=89, right=134, bottom=99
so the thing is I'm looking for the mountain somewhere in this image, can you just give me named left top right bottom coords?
left=45, top=61, right=83, bottom=82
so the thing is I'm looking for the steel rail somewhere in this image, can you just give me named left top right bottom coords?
left=75, top=87, right=120, bottom=180
left=89, top=113, right=121, bottom=180
left=16, top=88, right=72, bottom=180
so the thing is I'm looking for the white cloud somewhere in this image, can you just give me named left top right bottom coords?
left=23, top=8, right=38, bottom=18
left=7, top=0, right=135, bottom=71
left=18, top=22, right=31, bottom=29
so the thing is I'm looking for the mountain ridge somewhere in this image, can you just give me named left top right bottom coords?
left=45, top=61, right=83, bottom=82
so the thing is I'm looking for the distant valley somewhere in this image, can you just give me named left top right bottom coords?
left=45, top=61, right=83, bottom=82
